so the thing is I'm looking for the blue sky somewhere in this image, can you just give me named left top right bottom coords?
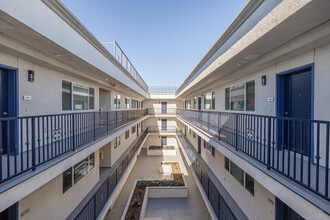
left=61, top=0, right=247, bottom=87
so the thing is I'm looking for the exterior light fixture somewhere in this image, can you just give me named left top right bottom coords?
left=28, top=70, right=34, bottom=82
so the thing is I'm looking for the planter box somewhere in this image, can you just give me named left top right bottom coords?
left=121, top=176, right=188, bottom=220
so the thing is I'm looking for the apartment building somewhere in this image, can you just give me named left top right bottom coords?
left=0, top=0, right=329, bottom=220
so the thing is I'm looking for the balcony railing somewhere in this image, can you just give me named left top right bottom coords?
left=148, top=108, right=176, bottom=115
left=0, top=109, right=147, bottom=184
left=102, top=41, right=148, bottom=91
left=147, top=126, right=178, bottom=133
left=177, top=109, right=330, bottom=201
left=148, top=86, right=178, bottom=93
left=177, top=132, right=238, bottom=220
left=73, top=129, right=148, bottom=220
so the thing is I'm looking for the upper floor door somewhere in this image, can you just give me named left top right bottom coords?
left=277, top=65, right=313, bottom=156
left=161, top=102, right=167, bottom=114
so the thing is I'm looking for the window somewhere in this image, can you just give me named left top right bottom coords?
left=245, top=173, right=254, bottom=196
left=63, top=168, right=72, bottom=193
left=188, top=127, right=191, bottom=134
left=193, top=131, right=196, bottom=138
left=193, top=97, right=197, bottom=109
left=74, top=158, right=89, bottom=184
left=73, top=83, right=89, bottom=110
left=132, top=99, right=137, bottom=109
left=161, top=136, right=167, bottom=145
left=62, top=81, right=72, bottom=110
left=246, top=80, right=255, bottom=111
left=225, top=80, right=255, bottom=111
left=225, top=157, right=230, bottom=171
left=114, top=136, right=121, bottom=149
left=230, top=83, right=244, bottom=111
left=125, top=130, right=130, bottom=139
left=132, top=126, right=136, bottom=134
left=204, top=92, right=215, bottom=110
left=141, top=101, right=143, bottom=109
left=187, top=100, right=191, bottom=109
left=225, top=157, right=254, bottom=196
left=89, top=88, right=94, bottom=109
left=62, top=81, right=94, bottom=111
left=204, top=140, right=215, bottom=157
left=225, top=88, right=230, bottom=110
left=125, top=97, right=130, bottom=109
left=63, top=153, right=94, bottom=193
left=89, top=153, right=95, bottom=171
left=230, top=161, right=244, bottom=186
left=114, top=94, right=121, bottom=109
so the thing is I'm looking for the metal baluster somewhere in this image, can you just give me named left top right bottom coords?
left=31, top=118, right=36, bottom=171
left=325, top=124, right=329, bottom=197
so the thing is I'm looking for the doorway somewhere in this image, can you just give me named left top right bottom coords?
left=161, top=101, right=167, bottom=114
left=0, top=65, right=18, bottom=155
left=276, top=64, right=313, bottom=156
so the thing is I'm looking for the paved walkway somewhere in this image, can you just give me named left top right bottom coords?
left=104, top=146, right=211, bottom=220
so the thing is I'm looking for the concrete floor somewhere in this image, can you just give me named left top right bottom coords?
left=104, top=146, right=211, bottom=220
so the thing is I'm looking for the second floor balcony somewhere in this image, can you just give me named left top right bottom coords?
left=0, top=109, right=147, bottom=185
left=176, top=109, right=330, bottom=203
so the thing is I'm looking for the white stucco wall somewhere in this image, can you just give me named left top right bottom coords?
left=18, top=150, right=100, bottom=220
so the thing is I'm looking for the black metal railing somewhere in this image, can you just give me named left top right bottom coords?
left=73, top=129, right=148, bottom=220
left=177, top=109, right=330, bottom=201
left=147, top=126, right=178, bottom=133
left=0, top=109, right=147, bottom=184
left=177, top=132, right=237, bottom=220
left=148, top=108, right=176, bottom=115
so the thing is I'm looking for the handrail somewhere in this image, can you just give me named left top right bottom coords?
left=71, top=129, right=148, bottom=220
left=0, top=109, right=147, bottom=184
left=102, top=41, right=148, bottom=91
left=177, top=108, right=330, bottom=201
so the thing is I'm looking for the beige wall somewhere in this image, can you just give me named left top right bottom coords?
left=184, top=127, right=275, bottom=220
left=110, top=122, right=143, bottom=166
left=19, top=150, right=100, bottom=220
left=143, top=99, right=182, bottom=109
left=143, top=117, right=181, bottom=130
left=143, top=135, right=178, bottom=149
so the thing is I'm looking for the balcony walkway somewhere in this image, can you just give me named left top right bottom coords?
left=104, top=148, right=211, bottom=220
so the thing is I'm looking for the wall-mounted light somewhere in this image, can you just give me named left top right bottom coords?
left=261, top=75, right=266, bottom=86
left=28, top=70, right=34, bottom=82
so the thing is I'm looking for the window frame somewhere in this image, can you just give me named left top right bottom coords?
left=125, top=130, right=130, bottom=139
left=225, top=80, right=255, bottom=112
left=204, top=92, right=215, bottom=110
left=62, top=80, right=95, bottom=111
left=114, top=136, right=121, bottom=149
left=204, top=140, right=215, bottom=157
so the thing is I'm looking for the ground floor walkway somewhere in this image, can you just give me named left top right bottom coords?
left=104, top=146, right=211, bottom=220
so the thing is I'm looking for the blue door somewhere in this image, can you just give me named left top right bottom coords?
left=161, top=119, right=167, bottom=131
left=198, top=136, right=201, bottom=154
left=0, top=67, right=18, bottom=155
left=161, top=136, right=167, bottom=145
left=277, top=65, right=312, bottom=156
left=198, top=97, right=201, bottom=110
left=161, top=102, right=167, bottom=114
